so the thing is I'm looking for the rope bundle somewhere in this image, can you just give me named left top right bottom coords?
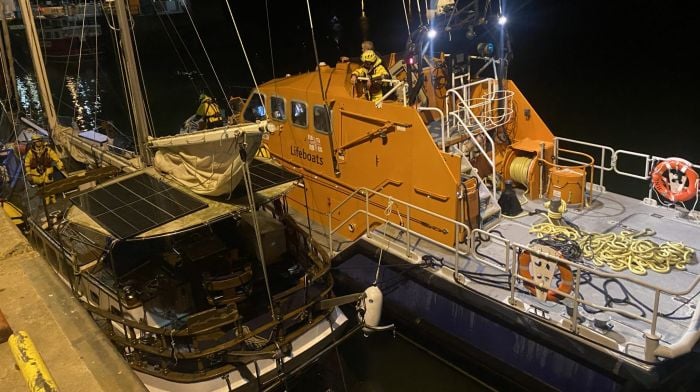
left=530, top=223, right=695, bottom=275
left=509, top=156, right=532, bottom=186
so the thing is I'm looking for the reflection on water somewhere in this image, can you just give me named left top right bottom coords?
left=15, top=68, right=103, bottom=132
left=63, top=74, right=102, bottom=131
left=15, top=74, right=44, bottom=125
left=12, top=64, right=134, bottom=150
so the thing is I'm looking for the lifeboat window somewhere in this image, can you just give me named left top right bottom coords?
left=270, top=96, right=286, bottom=121
left=291, top=100, right=308, bottom=127
left=243, top=92, right=266, bottom=122
left=313, top=105, right=330, bottom=134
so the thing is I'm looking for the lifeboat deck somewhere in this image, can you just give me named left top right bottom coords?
left=366, top=188, right=700, bottom=365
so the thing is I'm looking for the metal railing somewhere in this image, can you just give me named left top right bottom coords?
left=328, top=187, right=472, bottom=270
left=417, top=107, right=445, bottom=150
left=326, top=185, right=700, bottom=360
left=554, top=137, right=700, bottom=205
left=470, top=228, right=700, bottom=348
left=353, top=77, right=407, bottom=107
left=439, top=76, right=515, bottom=200
left=445, top=97, right=497, bottom=198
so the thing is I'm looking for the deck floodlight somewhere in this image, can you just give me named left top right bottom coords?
left=498, top=15, right=507, bottom=25
left=427, top=28, right=437, bottom=39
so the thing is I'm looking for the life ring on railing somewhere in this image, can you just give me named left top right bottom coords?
left=518, top=249, right=573, bottom=302
left=651, top=158, right=699, bottom=202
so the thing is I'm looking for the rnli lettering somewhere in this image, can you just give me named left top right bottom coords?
left=290, top=146, right=324, bottom=165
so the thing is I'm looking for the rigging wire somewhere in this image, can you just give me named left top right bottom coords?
left=56, top=5, right=79, bottom=118
left=73, top=0, right=89, bottom=122
left=401, top=0, right=411, bottom=38
left=149, top=0, right=199, bottom=95
left=444, top=0, right=462, bottom=31
left=104, top=3, right=136, bottom=144
left=304, top=0, right=339, bottom=175
left=0, top=7, right=14, bottom=120
left=223, top=1, right=264, bottom=116
left=93, top=0, right=101, bottom=132
left=0, top=99, right=33, bottom=215
left=126, top=7, right=156, bottom=136
left=222, top=2, right=276, bottom=320
left=183, top=1, right=232, bottom=115
left=264, top=0, right=277, bottom=96
left=415, top=0, right=424, bottom=26
left=32, top=0, right=49, bottom=64
left=305, top=1, right=326, bottom=101
left=240, top=142, right=277, bottom=320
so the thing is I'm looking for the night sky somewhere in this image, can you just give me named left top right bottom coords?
left=110, top=0, right=697, bottom=171
left=175, top=1, right=698, bottom=162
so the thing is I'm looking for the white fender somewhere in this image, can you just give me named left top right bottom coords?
left=361, top=286, right=383, bottom=327
left=359, top=286, right=394, bottom=334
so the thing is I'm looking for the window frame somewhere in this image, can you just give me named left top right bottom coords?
left=313, top=104, right=331, bottom=134
left=269, top=95, right=286, bottom=121
left=290, top=99, right=308, bottom=128
left=242, top=91, right=267, bottom=123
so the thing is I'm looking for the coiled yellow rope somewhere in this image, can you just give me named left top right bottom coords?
left=543, top=199, right=567, bottom=220
left=509, top=156, right=532, bottom=186
left=530, top=222, right=694, bottom=275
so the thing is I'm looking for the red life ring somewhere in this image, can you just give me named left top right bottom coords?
left=651, top=158, right=699, bottom=202
left=518, top=251, right=573, bottom=302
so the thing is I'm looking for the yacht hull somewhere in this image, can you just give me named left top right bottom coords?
left=137, top=307, right=349, bottom=392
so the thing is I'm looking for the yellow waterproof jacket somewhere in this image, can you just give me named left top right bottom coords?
left=24, top=147, right=63, bottom=185
left=196, top=100, right=223, bottom=126
left=352, top=60, right=390, bottom=102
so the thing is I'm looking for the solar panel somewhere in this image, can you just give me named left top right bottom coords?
left=248, top=159, right=302, bottom=192
left=70, top=173, right=207, bottom=239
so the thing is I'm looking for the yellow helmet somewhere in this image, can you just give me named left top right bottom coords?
left=360, top=50, right=378, bottom=64
left=31, top=134, right=45, bottom=151
left=199, top=94, right=210, bottom=102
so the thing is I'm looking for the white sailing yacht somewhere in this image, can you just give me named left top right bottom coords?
left=5, top=1, right=355, bottom=390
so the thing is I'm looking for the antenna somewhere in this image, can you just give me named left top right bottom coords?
left=360, top=0, right=370, bottom=40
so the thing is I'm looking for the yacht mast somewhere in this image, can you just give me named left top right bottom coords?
left=0, top=2, right=18, bottom=111
left=113, top=0, right=152, bottom=166
left=17, top=0, right=57, bottom=131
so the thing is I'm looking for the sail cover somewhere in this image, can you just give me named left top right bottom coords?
left=150, top=124, right=264, bottom=196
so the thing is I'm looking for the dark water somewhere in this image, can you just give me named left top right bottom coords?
left=291, top=328, right=491, bottom=392
left=4, top=1, right=698, bottom=390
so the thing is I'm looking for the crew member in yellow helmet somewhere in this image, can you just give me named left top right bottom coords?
left=195, top=94, right=224, bottom=129
left=350, top=50, right=389, bottom=102
left=24, top=134, right=63, bottom=204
